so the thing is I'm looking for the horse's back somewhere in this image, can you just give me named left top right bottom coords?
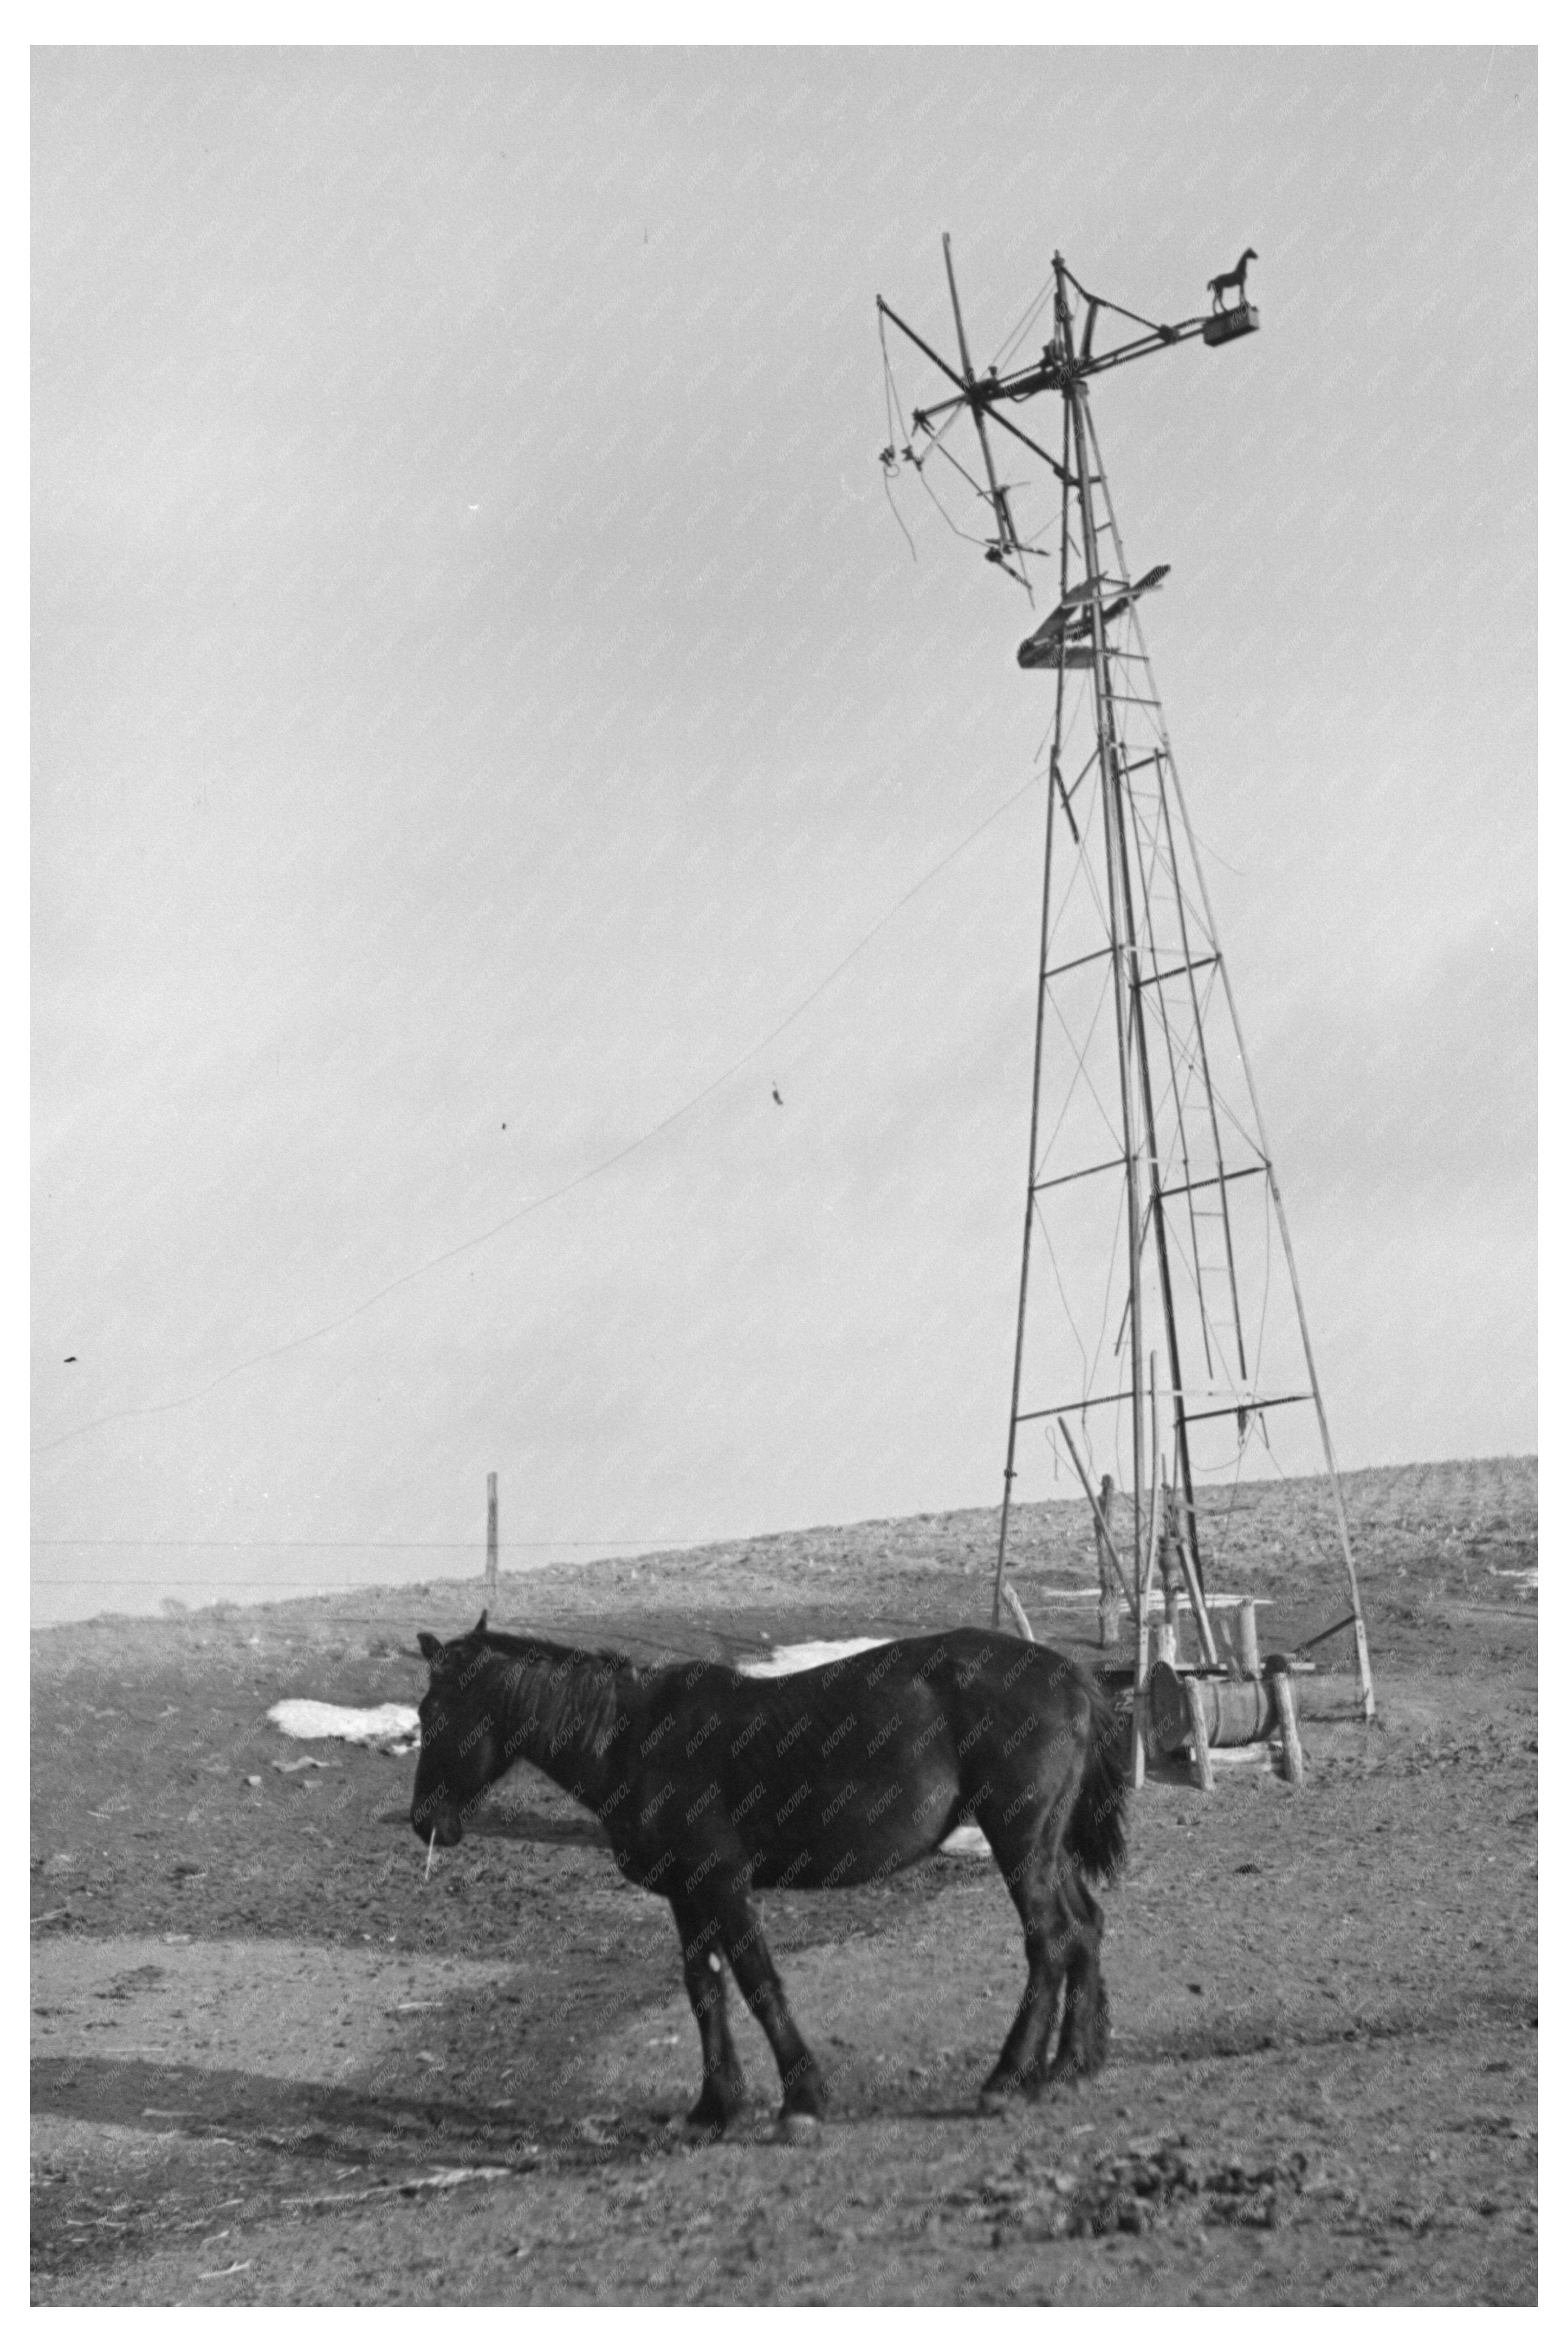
left=739, top=1627, right=1093, bottom=1758
left=718, top=1628, right=1095, bottom=1890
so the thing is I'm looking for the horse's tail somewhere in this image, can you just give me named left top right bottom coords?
left=1067, top=1667, right=1129, bottom=1884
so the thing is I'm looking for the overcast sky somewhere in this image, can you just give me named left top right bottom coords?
left=31, top=45, right=1536, bottom=1624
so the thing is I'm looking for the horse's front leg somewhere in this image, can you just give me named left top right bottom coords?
left=718, top=1892, right=827, bottom=2124
left=670, top=1899, right=746, bottom=2128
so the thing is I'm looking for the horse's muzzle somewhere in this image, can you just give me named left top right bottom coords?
left=410, top=1792, right=463, bottom=1847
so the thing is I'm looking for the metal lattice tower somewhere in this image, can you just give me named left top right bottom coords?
left=877, top=242, right=1374, bottom=1722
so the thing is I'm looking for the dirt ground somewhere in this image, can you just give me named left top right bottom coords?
left=31, top=1457, right=1537, bottom=2305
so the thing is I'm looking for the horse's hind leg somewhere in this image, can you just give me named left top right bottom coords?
left=717, top=1894, right=827, bottom=2122
left=970, top=1802, right=1070, bottom=2105
left=1051, top=1877, right=1109, bottom=2080
left=974, top=1788, right=1107, bottom=2106
left=671, top=1900, right=746, bottom=2128
left=986, top=1882, right=1068, bottom=2102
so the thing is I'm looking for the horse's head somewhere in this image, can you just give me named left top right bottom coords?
left=410, top=1610, right=498, bottom=1848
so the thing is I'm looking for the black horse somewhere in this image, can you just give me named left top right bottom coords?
left=411, top=1616, right=1126, bottom=2129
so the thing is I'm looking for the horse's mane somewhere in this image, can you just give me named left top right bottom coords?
left=471, top=1626, right=641, bottom=1676
left=455, top=1628, right=649, bottom=1763
left=430, top=1623, right=761, bottom=1768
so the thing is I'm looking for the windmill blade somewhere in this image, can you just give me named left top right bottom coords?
left=1099, top=562, right=1172, bottom=626
left=969, top=410, right=1022, bottom=557
left=1015, top=592, right=1098, bottom=663
left=942, top=233, right=979, bottom=383
left=942, top=232, right=1021, bottom=557
left=1016, top=604, right=1069, bottom=661
left=1016, top=635, right=1099, bottom=671
left=1016, top=562, right=1171, bottom=668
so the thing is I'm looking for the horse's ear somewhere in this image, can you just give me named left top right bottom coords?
left=417, top=1631, right=443, bottom=1664
left=472, top=1609, right=489, bottom=1639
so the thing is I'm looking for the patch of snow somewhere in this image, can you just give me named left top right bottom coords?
left=409, top=2166, right=512, bottom=2188
left=267, top=1700, right=420, bottom=1747
left=1144, top=1592, right=1270, bottom=1617
left=737, top=1636, right=891, bottom=1678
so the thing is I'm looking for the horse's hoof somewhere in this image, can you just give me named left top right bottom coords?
left=776, top=2109, right=822, bottom=2144
left=978, top=2079, right=1025, bottom=2114
left=1046, top=2047, right=1097, bottom=2088
left=683, top=2100, right=734, bottom=2133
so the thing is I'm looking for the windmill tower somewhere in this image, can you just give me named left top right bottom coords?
left=877, top=243, right=1375, bottom=1729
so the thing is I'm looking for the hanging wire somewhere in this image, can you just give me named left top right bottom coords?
left=1034, top=669, right=1090, bottom=769
left=1034, top=1204, right=1093, bottom=1420
left=880, top=462, right=918, bottom=563
left=877, top=309, right=920, bottom=562
left=1057, top=264, right=1171, bottom=340
left=1044, top=976, right=1124, bottom=1162
left=1033, top=953, right=1115, bottom=1174
left=36, top=752, right=1052, bottom=1463
left=1187, top=1422, right=1258, bottom=1586
left=880, top=319, right=1000, bottom=553
left=913, top=445, right=1013, bottom=554
left=993, top=272, right=1058, bottom=373
left=879, top=302, right=1058, bottom=591
left=878, top=303, right=907, bottom=449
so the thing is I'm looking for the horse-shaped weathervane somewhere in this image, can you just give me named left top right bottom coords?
left=1207, top=247, right=1258, bottom=313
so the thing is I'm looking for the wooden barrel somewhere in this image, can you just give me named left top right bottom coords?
left=1149, top=1662, right=1276, bottom=1754
left=1148, top=1662, right=1190, bottom=1754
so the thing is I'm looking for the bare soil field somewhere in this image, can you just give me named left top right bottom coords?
left=31, top=1456, right=1536, bottom=2306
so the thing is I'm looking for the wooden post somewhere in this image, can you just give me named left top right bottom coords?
left=1145, top=1365, right=1162, bottom=1637
left=1058, top=1421, right=1134, bottom=1609
left=1131, top=1630, right=1148, bottom=1789
left=1095, top=1473, right=1120, bottom=1647
left=1236, top=1598, right=1261, bottom=1678
left=1000, top=1581, right=1035, bottom=1645
left=1158, top=1530, right=1183, bottom=1659
left=1174, top=1532, right=1221, bottom=1665
left=1266, top=1655, right=1305, bottom=1786
left=1182, top=1673, right=1214, bottom=1793
left=486, top=1472, right=498, bottom=1608
left=1156, top=1620, right=1178, bottom=1667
